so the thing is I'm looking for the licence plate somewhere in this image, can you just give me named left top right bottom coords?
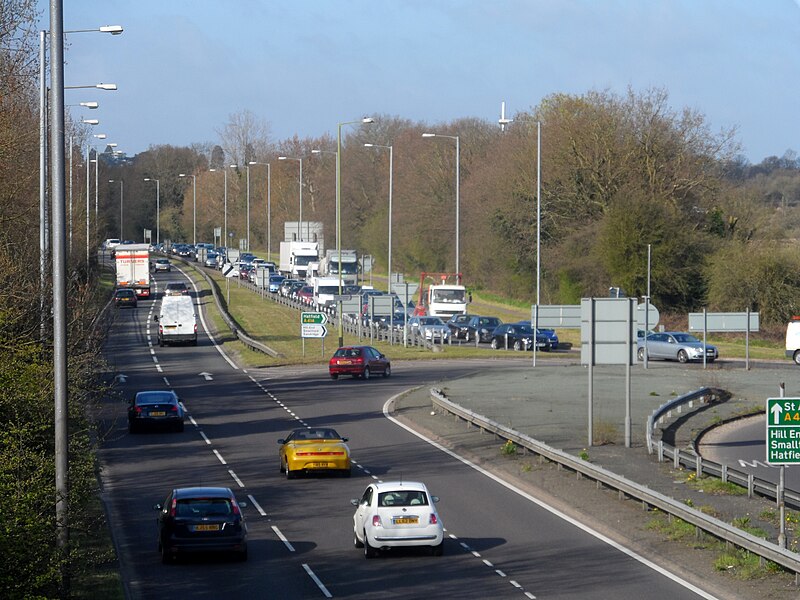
left=393, top=517, right=419, bottom=525
left=165, top=325, right=177, bottom=329
left=309, top=462, right=329, bottom=468
left=150, top=411, right=166, bottom=417
left=193, top=524, right=220, bottom=532
left=338, top=359, right=352, bottom=365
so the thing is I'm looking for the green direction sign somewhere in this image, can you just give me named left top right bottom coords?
left=766, top=397, right=800, bottom=465
left=301, top=312, right=327, bottom=325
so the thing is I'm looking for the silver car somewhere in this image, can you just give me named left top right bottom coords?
left=637, top=332, right=718, bottom=363
left=408, top=316, right=450, bottom=343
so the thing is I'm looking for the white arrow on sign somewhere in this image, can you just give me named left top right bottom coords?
left=772, top=402, right=783, bottom=425
left=199, top=372, right=214, bottom=381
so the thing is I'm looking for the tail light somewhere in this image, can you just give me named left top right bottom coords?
left=194, top=323, right=197, bottom=334
left=159, top=325, right=163, bottom=335
left=134, top=405, right=142, bottom=415
left=372, top=515, right=382, bottom=527
left=231, top=499, right=241, bottom=516
left=169, top=498, right=177, bottom=517
left=169, top=404, right=178, bottom=413
left=429, top=513, right=438, bottom=525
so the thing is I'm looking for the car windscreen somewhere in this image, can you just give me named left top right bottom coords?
left=317, top=286, right=338, bottom=295
left=673, top=334, right=700, bottom=343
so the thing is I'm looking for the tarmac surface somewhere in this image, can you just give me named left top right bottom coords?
left=391, top=356, right=800, bottom=599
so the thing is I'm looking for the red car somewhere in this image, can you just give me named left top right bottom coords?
left=329, top=346, right=391, bottom=380
left=296, top=285, right=314, bottom=305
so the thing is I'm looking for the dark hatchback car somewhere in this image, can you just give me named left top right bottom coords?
left=489, top=322, right=550, bottom=351
left=113, top=288, right=138, bottom=308
left=446, top=314, right=473, bottom=339
left=460, top=315, right=503, bottom=343
left=329, top=346, right=391, bottom=380
left=128, top=390, right=185, bottom=433
left=155, top=487, right=248, bottom=563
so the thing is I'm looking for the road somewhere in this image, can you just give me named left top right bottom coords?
left=99, top=268, right=720, bottom=599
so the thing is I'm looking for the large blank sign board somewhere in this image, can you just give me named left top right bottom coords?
left=581, top=298, right=636, bottom=366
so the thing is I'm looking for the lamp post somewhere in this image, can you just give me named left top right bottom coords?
left=247, top=162, right=271, bottom=258
left=336, top=117, right=374, bottom=347
left=278, top=156, right=303, bottom=241
left=422, top=132, right=460, bottom=274
left=109, top=179, right=123, bottom=239
left=143, top=178, right=160, bottom=245
left=85, top=134, right=106, bottom=262
left=179, top=173, right=197, bottom=245
left=209, top=164, right=237, bottom=252
left=363, top=143, right=393, bottom=291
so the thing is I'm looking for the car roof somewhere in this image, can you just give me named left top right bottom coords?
left=173, top=486, right=234, bottom=499
left=371, top=481, right=428, bottom=493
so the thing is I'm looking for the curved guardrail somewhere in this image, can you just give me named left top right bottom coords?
left=429, top=388, right=800, bottom=577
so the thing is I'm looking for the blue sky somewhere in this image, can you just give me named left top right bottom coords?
left=43, top=0, right=800, bottom=162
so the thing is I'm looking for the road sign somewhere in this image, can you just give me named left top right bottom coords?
left=222, top=263, right=235, bottom=278
left=766, top=398, right=800, bottom=465
left=301, top=323, right=327, bottom=338
left=334, top=295, right=353, bottom=301
left=301, top=312, right=328, bottom=325
left=532, top=305, right=581, bottom=328
left=636, top=302, right=660, bottom=331
left=689, top=311, right=759, bottom=333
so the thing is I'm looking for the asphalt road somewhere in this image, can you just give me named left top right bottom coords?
left=99, top=268, right=719, bottom=599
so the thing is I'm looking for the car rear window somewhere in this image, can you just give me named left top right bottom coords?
left=378, top=491, right=428, bottom=507
left=137, top=393, right=176, bottom=405
left=176, top=498, right=232, bottom=517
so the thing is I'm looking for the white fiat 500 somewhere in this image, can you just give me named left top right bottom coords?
left=351, top=481, right=443, bottom=558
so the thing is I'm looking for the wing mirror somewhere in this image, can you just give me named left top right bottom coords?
left=153, top=315, right=159, bottom=322
left=350, top=498, right=359, bottom=506
left=277, top=439, right=285, bottom=444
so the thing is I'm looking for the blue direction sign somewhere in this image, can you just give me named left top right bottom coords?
left=766, top=397, right=800, bottom=465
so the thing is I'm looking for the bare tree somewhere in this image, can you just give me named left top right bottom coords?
left=216, top=109, right=273, bottom=166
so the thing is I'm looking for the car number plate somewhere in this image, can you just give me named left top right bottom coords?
left=165, top=325, right=177, bottom=329
left=309, top=462, right=329, bottom=468
left=150, top=411, right=166, bottom=417
left=338, top=359, right=352, bottom=365
left=193, top=524, right=220, bottom=532
left=393, top=517, right=419, bottom=525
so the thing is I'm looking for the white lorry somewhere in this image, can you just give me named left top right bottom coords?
left=279, top=241, right=319, bottom=279
left=412, top=272, right=467, bottom=319
left=154, top=295, right=197, bottom=346
left=311, top=276, right=341, bottom=309
left=115, top=243, right=151, bottom=298
left=318, top=249, right=359, bottom=286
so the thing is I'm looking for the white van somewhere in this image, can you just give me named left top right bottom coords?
left=155, top=295, right=197, bottom=346
left=786, top=319, right=800, bottom=364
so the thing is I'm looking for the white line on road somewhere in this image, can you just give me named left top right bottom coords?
left=302, top=564, right=333, bottom=598
left=199, top=431, right=211, bottom=444
left=496, top=570, right=506, bottom=577
left=155, top=365, right=163, bottom=373
left=511, top=580, right=522, bottom=589
left=272, top=525, right=295, bottom=552
left=247, top=494, right=266, bottom=516
left=483, top=559, right=494, bottom=568
left=189, top=416, right=198, bottom=427
left=162, top=377, right=170, bottom=386
left=525, top=592, right=537, bottom=599
left=228, top=469, right=244, bottom=487
left=212, top=449, right=227, bottom=465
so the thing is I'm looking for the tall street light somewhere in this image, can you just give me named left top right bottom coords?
left=336, top=117, right=374, bottom=347
left=422, top=132, right=460, bottom=274
left=179, top=173, right=197, bottom=245
left=85, top=134, right=106, bottom=262
left=247, top=162, right=271, bottom=258
left=109, top=179, right=123, bottom=239
left=278, top=156, right=303, bottom=241
left=364, top=143, right=393, bottom=291
left=143, top=178, right=160, bottom=245
left=210, top=164, right=237, bottom=250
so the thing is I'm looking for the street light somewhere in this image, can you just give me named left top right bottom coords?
left=109, top=179, right=123, bottom=239
left=336, top=117, right=374, bottom=346
left=80, top=118, right=99, bottom=125
left=143, top=178, right=160, bottom=245
left=422, top=132, right=460, bottom=274
left=278, top=156, right=303, bottom=242
left=363, top=143, right=393, bottom=291
left=179, top=173, right=197, bottom=246
left=85, top=134, right=105, bottom=262
left=247, top=161, right=271, bottom=258
left=209, top=164, right=237, bottom=250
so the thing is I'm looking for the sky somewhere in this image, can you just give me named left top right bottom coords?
left=40, top=0, right=800, bottom=163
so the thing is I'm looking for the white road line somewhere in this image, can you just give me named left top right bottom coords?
left=162, top=377, right=170, bottom=386
left=155, top=365, right=163, bottom=373
left=511, top=580, right=522, bottom=589
left=302, top=564, right=333, bottom=599
left=272, top=525, right=295, bottom=552
left=460, top=542, right=470, bottom=550
left=524, top=593, right=537, bottom=599
left=247, top=494, right=266, bottom=516
left=471, top=551, right=481, bottom=558
left=151, top=356, right=158, bottom=364
left=149, top=348, right=155, bottom=355
left=382, top=395, right=721, bottom=600
left=483, top=559, right=494, bottom=568
left=212, top=449, right=227, bottom=465
left=228, top=469, right=245, bottom=488
left=189, top=416, right=198, bottom=427
left=199, top=432, right=211, bottom=445
left=496, top=570, right=506, bottom=577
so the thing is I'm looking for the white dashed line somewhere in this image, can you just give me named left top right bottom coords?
left=483, top=559, right=494, bottom=568
left=525, top=593, right=537, bottom=599
left=189, top=416, right=198, bottom=427
left=247, top=494, right=266, bottom=516
left=511, top=580, right=522, bottom=589
left=272, top=525, right=295, bottom=552
left=199, top=431, right=211, bottom=444
left=302, top=564, right=332, bottom=599
left=496, top=570, right=506, bottom=577
left=471, top=550, right=481, bottom=558
left=212, top=449, right=227, bottom=465
left=228, top=469, right=244, bottom=488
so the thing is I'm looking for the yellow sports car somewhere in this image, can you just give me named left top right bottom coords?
left=278, top=427, right=351, bottom=479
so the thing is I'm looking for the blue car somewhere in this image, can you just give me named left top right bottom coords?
left=536, top=327, right=559, bottom=351
left=268, top=274, right=285, bottom=293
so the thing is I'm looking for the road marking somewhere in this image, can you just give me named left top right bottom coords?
left=212, top=449, right=227, bottom=465
left=272, top=525, right=295, bottom=552
left=382, top=394, right=721, bottom=600
left=247, top=494, right=266, bottom=516
left=302, top=564, right=332, bottom=599
left=511, top=580, right=522, bottom=589
left=483, top=559, right=494, bottom=567
left=199, top=431, right=211, bottom=445
left=524, top=593, right=537, bottom=599
left=149, top=348, right=155, bottom=355
left=189, top=416, right=198, bottom=427
left=155, top=364, right=163, bottom=373
left=162, top=377, right=170, bottom=386
left=228, top=469, right=244, bottom=488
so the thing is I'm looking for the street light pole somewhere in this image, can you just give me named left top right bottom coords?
left=336, top=117, right=374, bottom=347
left=143, top=178, right=160, bottom=245
left=278, top=156, right=303, bottom=241
left=179, top=173, right=197, bottom=245
left=210, top=165, right=237, bottom=252
left=422, top=132, right=460, bottom=274
left=364, top=143, right=393, bottom=290
left=247, top=162, right=271, bottom=258
left=109, top=179, right=123, bottom=238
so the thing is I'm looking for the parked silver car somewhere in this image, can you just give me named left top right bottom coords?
left=408, top=316, right=450, bottom=343
left=637, top=332, right=718, bottom=363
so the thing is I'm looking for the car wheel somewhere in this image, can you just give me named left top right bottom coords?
left=330, top=373, right=338, bottom=380
left=362, top=367, right=370, bottom=380
left=286, top=464, right=296, bottom=480
left=158, top=338, right=164, bottom=348
left=431, top=541, right=444, bottom=557
left=128, top=422, right=137, bottom=434
left=490, top=338, right=499, bottom=350
left=707, top=358, right=715, bottom=363
left=279, top=460, right=285, bottom=474
left=677, top=350, right=689, bottom=363
left=793, top=350, right=800, bottom=365
left=235, top=547, right=248, bottom=562
left=175, top=421, right=184, bottom=433
left=513, top=340, right=522, bottom=351
left=354, top=530, right=364, bottom=549
left=637, top=347, right=645, bottom=361
left=383, top=365, right=391, bottom=378
left=364, top=531, right=378, bottom=558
